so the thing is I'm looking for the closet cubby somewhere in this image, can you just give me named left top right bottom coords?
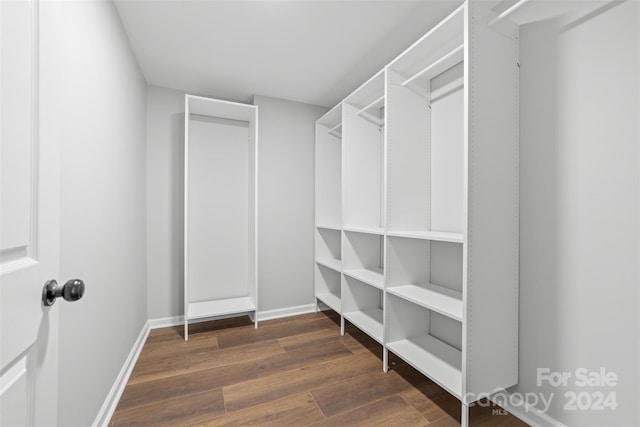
left=386, top=5, right=464, bottom=241
left=315, top=228, right=341, bottom=273
left=183, top=95, right=258, bottom=339
left=342, top=231, right=384, bottom=290
left=315, top=264, right=341, bottom=314
left=343, top=71, right=385, bottom=234
left=386, top=293, right=462, bottom=398
left=386, top=236, right=462, bottom=322
left=342, top=275, right=384, bottom=344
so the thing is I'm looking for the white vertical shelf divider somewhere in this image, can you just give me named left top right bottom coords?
left=315, top=104, right=343, bottom=319
left=341, top=70, right=386, bottom=366
left=315, top=1, right=520, bottom=425
left=184, top=94, right=258, bottom=340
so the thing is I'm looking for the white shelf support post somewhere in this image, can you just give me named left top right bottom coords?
left=461, top=402, right=469, bottom=427
left=383, top=347, right=388, bottom=373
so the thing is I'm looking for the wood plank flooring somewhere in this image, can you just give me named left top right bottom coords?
left=110, top=311, right=529, bottom=426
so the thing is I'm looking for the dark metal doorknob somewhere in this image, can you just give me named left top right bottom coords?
left=42, top=279, right=85, bottom=306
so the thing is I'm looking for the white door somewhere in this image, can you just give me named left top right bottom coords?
left=1, top=0, right=65, bottom=425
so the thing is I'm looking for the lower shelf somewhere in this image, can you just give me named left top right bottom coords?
left=187, top=297, right=255, bottom=320
left=316, top=258, right=342, bottom=272
left=343, top=307, right=383, bottom=343
left=343, top=268, right=384, bottom=289
left=387, top=283, right=462, bottom=322
left=387, top=334, right=462, bottom=398
left=316, top=292, right=341, bottom=313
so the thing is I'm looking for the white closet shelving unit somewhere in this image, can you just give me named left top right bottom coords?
left=184, top=95, right=258, bottom=340
left=315, top=104, right=343, bottom=315
left=315, top=1, right=519, bottom=425
left=342, top=70, right=386, bottom=347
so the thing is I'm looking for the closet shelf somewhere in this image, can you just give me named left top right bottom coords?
left=316, top=292, right=341, bottom=313
left=356, top=95, right=384, bottom=116
left=488, top=0, right=531, bottom=27
left=343, top=307, right=384, bottom=343
left=402, top=44, right=464, bottom=87
left=387, top=230, right=464, bottom=244
left=328, top=122, right=342, bottom=138
left=187, top=297, right=255, bottom=320
left=316, top=224, right=342, bottom=231
left=343, top=225, right=384, bottom=235
left=388, top=4, right=464, bottom=78
left=344, top=267, right=384, bottom=289
left=317, top=103, right=343, bottom=128
left=316, top=258, right=342, bottom=273
left=387, top=334, right=462, bottom=398
left=387, top=283, right=463, bottom=322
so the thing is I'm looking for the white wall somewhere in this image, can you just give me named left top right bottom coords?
left=253, top=95, right=327, bottom=314
left=515, top=2, right=639, bottom=425
left=50, top=1, right=148, bottom=425
left=146, top=89, right=326, bottom=319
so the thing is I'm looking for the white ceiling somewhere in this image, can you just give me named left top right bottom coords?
left=114, top=0, right=462, bottom=107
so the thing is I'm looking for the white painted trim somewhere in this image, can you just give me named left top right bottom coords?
left=92, top=305, right=324, bottom=426
left=92, top=321, right=150, bottom=427
left=148, top=304, right=321, bottom=329
left=148, top=315, right=182, bottom=329
left=490, top=393, right=567, bottom=427
left=257, top=304, right=318, bottom=322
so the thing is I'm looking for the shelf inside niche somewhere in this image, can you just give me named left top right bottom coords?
left=402, top=44, right=464, bottom=90
left=343, top=307, right=383, bottom=344
left=387, top=283, right=462, bottom=322
left=316, top=291, right=340, bottom=313
left=317, top=103, right=342, bottom=128
left=387, top=230, right=464, bottom=244
left=387, top=333, right=462, bottom=398
left=316, top=224, right=342, bottom=231
left=316, top=257, right=341, bottom=273
left=388, top=4, right=463, bottom=86
left=343, top=267, right=384, bottom=290
left=343, top=225, right=384, bottom=235
left=187, top=297, right=255, bottom=320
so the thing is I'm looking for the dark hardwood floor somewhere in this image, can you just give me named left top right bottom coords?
left=110, top=311, right=528, bottom=426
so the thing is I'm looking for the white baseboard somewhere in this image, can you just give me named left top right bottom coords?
left=491, top=393, right=567, bottom=427
left=148, top=315, right=182, bottom=329
left=257, top=303, right=318, bottom=321
left=147, top=304, right=320, bottom=330
left=91, top=303, right=321, bottom=426
left=92, top=320, right=150, bottom=427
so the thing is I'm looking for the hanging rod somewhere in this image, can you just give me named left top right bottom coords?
left=402, top=44, right=464, bottom=87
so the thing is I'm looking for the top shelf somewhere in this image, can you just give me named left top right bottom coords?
left=488, top=0, right=605, bottom=27
left=387, top=230, right=464, bottom=244
left=317, top=103, right=342, bottom=129
left=402, top=44, right=464, bottom=88
left=388, top=4, right=464, bottom=81
left=187, top=94, right=256, bottom=124
left=345, top=70, right=385, bottom=113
